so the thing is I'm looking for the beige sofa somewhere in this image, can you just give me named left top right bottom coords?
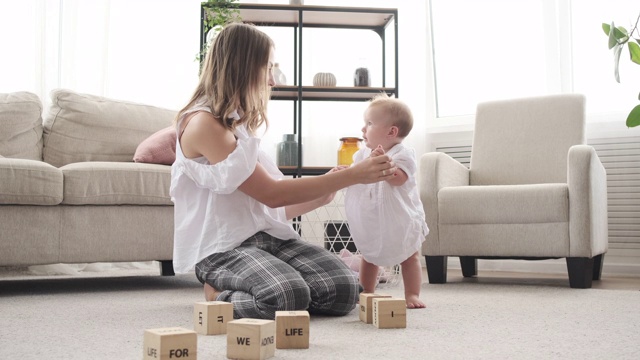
left=0, top=89, right=177, bottom=274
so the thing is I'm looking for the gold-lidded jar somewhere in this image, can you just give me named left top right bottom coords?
left=338, top=137, right=363, bottom=166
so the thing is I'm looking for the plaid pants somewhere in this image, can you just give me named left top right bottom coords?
left=195, top=232, right=359, bottom=319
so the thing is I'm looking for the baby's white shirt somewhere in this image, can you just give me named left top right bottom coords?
left=344, top=144, right=429, bottom=266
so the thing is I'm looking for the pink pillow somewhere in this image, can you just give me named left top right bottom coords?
left=133, top=126, right=177, bottom=165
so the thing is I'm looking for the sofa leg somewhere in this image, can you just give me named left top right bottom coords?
left=566, top=257, right=594, bottom=288
left=592, top=254, right=604, bottom=281
left=159, top=260, right=175, bottom=276
left=425, top=256, right=447, bottom=284
left=459, top=256, right=477, bottom=278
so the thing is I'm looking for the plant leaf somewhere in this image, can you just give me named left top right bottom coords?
left=626, top=104, right=640, bottom=128
left=613, top=44, right=623, bottom=82
left=614, top=26, right=629, bottom=39
left=608, top=22, right=618, bottom=49
left=606, top=22, right=630, bottom=49
left=629, top=41, right=640, bottom=65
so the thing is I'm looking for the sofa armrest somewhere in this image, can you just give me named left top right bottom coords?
left=419, top=152, right=470, bottom=254
left=568, top=145, right=608, bottom=257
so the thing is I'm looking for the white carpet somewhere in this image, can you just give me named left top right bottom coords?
left=0, top=272, right=639, bottom=360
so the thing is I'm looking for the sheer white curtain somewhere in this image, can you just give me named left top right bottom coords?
left=0, top=0, right=202, bottom=111
left=430, top=0, right=553, bottom=119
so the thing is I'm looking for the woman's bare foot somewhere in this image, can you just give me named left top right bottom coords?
left=405, top=294, right=426, bottom=309
left=204, top=283, right=222, bottom=301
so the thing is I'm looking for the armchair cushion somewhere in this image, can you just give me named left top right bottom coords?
left=439, top=183, right=568, bottom=224
left=470, top=94, right=585, bottom=185
left=438, top=184, right=570, bottom=257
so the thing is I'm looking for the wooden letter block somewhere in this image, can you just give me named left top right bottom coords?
left=373, top=298, right=406, bottom=329
left=193, top=301, right=233, bottom=335
left=227, top=318, right=276, bottom=360
left=143, top=327, right=197, bottom=359
left=359, top=293, right=392, bottom=324
left=275, top=310, right=310, bottom=349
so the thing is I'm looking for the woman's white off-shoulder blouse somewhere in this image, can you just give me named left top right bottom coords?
left=170, top=105, right=299, bottom=274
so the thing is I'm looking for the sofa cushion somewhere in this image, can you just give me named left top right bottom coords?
left=0, top=92, right=43, bottom=161
left=43, top=89, right=177, bottom=167
left=60, top=162, right=172, bottom=205
left=133, top=126, right=177, bottom=165
left=0, top=158, right=63, bottom=205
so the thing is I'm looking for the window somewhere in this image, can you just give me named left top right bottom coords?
left=430, top=0, right=553, bottom=118
left=571, top=0, right=640, bottom=116
left=429, top=0, right=640, bottom=126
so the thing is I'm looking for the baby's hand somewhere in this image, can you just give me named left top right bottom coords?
left=370, top=145, right=385, bottom=158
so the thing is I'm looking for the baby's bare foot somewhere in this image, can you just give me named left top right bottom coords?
left=204, top=283, right=222, bottom=301
left=405, top=294, right=426, bottom=309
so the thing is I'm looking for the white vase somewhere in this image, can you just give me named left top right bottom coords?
left=289, top=0, right=304, bottom=5
left=313, top=72, right=337, bottom=87
left=273, top=63, right=287, bottom=85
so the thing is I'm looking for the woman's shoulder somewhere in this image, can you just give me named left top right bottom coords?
left=181, top=111, right=236, bottom=162
left=187, top=110, right=221, bottom=128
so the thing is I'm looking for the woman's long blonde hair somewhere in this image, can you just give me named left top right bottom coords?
left=176, top=23, right=273, bottom=134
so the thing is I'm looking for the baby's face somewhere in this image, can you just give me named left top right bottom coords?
left=361, top=107, right=394, bottom=150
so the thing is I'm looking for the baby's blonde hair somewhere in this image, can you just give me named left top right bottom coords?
left=368, top=93, right=413, bottom=138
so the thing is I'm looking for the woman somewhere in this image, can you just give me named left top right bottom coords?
left=170, top=23, right=397, bottom=319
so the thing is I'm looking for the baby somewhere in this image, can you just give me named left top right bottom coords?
left=343, top=93, right=429, bottom=308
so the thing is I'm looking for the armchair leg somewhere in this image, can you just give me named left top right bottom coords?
left=566, top=257, right=594, bottom=288
left=592, top=254, right=604, bottom=281
left=459, top=256, right=478, bottom=278
left=425, top=256, right=448, bottom=284
left=159, top=260, right=175, bottom=276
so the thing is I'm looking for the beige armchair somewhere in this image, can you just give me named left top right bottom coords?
left=419, top=94, right=608, bottom=288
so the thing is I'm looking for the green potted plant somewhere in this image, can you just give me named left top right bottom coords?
left=197, top=0, right=242, bottom=63
left=602, top=13, right=640, bottom=127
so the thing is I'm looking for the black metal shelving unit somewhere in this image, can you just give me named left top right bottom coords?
left=200, top=3, right=399, bottom=177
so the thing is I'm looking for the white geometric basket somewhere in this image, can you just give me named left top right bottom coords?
left=295, top=190, right=401, bottom=288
